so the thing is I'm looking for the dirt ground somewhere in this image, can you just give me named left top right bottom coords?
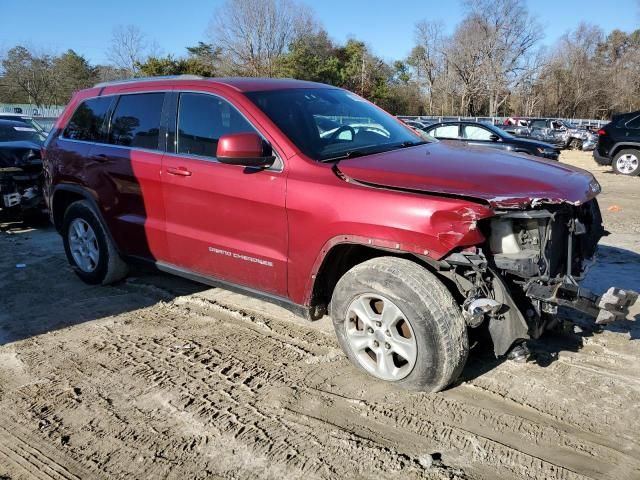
left=1, top=150, right=639, bottom=480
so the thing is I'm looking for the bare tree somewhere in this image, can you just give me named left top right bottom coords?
left=464, top=0, right=543, bottom=116
left=208, top=0, right=316, bottom=76
left=442, top=17, right=488, bottom=115
left=106, top=25, right=147, bottom=75
left=409, top=21, right=444, bottom=113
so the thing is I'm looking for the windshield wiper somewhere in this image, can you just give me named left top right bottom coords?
left=397, top=140, right=428, bottom=148
left=320, top=140, right=428, bottom=163
left=320, top=149, right=377, bottom=163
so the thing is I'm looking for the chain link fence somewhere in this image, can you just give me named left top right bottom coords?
left=398, top=115, right=608, bottom=127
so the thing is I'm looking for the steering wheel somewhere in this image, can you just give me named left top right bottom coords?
left=329, top=124, right=356, bottom=140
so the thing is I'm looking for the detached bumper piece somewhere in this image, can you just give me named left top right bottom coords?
left=526, top=282, right=638, bottom=325
left=0, top=167, right=42, bottom=211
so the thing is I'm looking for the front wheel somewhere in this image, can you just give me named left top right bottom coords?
left=568, top=138, right=582, bottom=150
left=613, top=149, right=640, bottom=175
left=330, top=257, right=468, bottom=392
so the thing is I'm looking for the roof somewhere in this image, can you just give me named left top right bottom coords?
left=0, top=113, right=31, bottom=118
left=94, top=75, right=333, bottom=92
left=0, top=119, right=32, bottom=126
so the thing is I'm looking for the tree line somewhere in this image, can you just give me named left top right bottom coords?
left=1, top=0, right=639, bottom=119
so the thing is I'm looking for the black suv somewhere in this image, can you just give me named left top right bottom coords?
left=594, top=110, right=640, bottom=175
left=424, top=121, right=559, bottom=160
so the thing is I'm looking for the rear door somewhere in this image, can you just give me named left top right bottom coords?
left=161, top=91, right=288, bottom=296
left=87, top=92, right=169, bottom=261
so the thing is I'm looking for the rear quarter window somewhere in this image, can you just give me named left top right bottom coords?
left=63, top=97, right=113, bottom=141
left=109, top=93, right=164, bottom=150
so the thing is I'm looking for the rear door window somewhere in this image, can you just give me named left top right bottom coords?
left=430, top=124, right=459, bottom=139
left=63, top=97, right=113, bottom=142
left=176, top=93, right=255, bottom=159
left=463, top=125, right=493, bottom=140
left=109, top=93, right=164, bottom=150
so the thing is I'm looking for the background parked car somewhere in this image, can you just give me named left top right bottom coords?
left=594, top=110, right=640, bottom=175
left=424, top=120, right=560, bottom=160
left=0, top=119, right=46, bottom=216
left=498, top=122, right=532, bottom=137
left=528, top=118, right=596, bottom=151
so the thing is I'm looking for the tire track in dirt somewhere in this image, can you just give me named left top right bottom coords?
left=0, top=419, right=89, bottom=480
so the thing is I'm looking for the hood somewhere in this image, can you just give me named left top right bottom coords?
left=336, top=142, right=600, bottom=209
left=509, top=137, right=559, bottom=151
left=0, top=140, right=43, bottom=168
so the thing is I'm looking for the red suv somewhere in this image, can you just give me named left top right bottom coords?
left=43, top=76, right=636, bottom=392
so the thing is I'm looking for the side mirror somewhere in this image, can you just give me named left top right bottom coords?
left=216, top=132, right=275, bottom=168
left=489, top=134, right=500, bottom=142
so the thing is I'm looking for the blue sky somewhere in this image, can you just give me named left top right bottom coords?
left=1, top=0, right=637, bottom=63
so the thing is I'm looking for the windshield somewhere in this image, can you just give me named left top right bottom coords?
left=245, top=88, right=425, bottom=161
left=0, top=123, right=46, bottom=143
left=481, top=121, right=514, bottom=139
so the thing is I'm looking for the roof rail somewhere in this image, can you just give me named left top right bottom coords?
left=93, top=74, right=204, bottom=88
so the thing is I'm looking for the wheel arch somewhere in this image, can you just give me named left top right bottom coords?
left=305, top=237, right=445, bottom=319
left=51, top=185, right=122, bottom=254
left=610, top=142, right=640, bottom=158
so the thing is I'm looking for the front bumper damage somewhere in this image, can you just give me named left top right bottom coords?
left=0, top=167, right=43, bottom=212
left=440, top=198, right=638, bottom=356
left=526, top=282, right=638, bottom=325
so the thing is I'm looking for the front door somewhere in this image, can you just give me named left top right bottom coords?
left=461, top=124, right=504, bottom=151
left=161, top=92, right=288, bottom=296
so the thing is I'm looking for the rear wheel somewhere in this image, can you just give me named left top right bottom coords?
left=62, top=200, right=128, bottom=285
left=330, top=257, right=468, bottom=392
left=613, top=149, right=640, bottom=175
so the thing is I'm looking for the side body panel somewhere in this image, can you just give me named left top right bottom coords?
left=85, top=143, right=167, bottom=260
left=160, top=86, right=292, bottom=296
left=283, top=158, right=492, bottom=305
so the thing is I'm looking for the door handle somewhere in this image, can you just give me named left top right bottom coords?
left=166, top=166, right=192, bottom=177
left=91, top=153, right=108, bottom=162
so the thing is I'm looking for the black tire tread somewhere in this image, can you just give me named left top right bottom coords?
left=62, top=200, right=128, bottom=285
left=330, top=256, right=468, bottom=392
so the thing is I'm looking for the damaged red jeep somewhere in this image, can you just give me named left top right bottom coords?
left=43, top=77, right=637, bottom=392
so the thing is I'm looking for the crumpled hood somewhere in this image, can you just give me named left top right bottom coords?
left=336, top=142, right=601, bottom=209
left=0, top=140, right=42, bottom=169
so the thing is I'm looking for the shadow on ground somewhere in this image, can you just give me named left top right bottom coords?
left=0, top=221, right=207, bottom=346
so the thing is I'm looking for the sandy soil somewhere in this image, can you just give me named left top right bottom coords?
left=0, top=150, right=639, bottom=480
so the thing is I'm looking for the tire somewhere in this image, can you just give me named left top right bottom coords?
left=62, top=200, right=128, bottom=285
left=568, top=138, right=582, bottom=150
left=613, top=149, right=640, bottom=176
left=330, top=257, right=468, bottom=392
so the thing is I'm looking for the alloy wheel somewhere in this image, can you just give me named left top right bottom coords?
left=68, top=218, right=100, bottom=273
left=616, top=153, right=639, bottom=174
left=345, top=294, right=417, bottom=381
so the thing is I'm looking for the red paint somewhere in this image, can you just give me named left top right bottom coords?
left=45, top=77, right=601, bottom=308
left=217, top=132, right=264, bottom=159
left=336, top=141, right=599, bottom=208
